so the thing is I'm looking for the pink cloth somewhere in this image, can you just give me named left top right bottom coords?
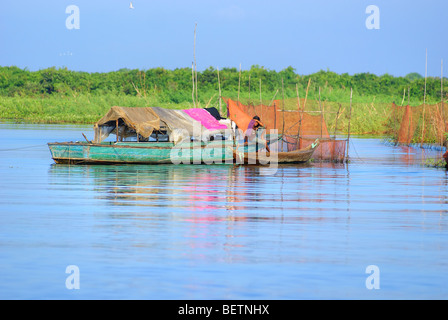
left=183, top=108, right=227, bottom=130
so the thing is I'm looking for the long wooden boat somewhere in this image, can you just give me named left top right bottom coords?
left=48, top=140, right=235, bottom=165
left=48, top=106, right=319, bottom=166
left=234, top=139, right=319, bottom=165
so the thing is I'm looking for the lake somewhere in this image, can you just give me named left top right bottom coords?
left=0, top=122, right=447, bottom=299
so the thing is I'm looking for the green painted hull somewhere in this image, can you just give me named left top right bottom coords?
left=48, top=141, right=235, bottom=165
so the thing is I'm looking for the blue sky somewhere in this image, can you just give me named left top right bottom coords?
left=0, top=0, right=446, bottom=77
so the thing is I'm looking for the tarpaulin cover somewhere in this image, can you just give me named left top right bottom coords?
left=151, top=107, right=205, bottom=139
left=204, top=107, right=222, bottom=120
left=94, top=106, right=160, bottom=143
left=183, top=108, right=228, bottom=130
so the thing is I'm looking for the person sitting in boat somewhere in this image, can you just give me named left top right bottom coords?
left=245, top=116, right=270, bottom=152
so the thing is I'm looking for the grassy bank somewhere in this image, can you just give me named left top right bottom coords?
left=0, top=91, right=394, bottom=135
left=1, top=65, right=445, bottom=136
left=0, top=88, right=428, bottom=135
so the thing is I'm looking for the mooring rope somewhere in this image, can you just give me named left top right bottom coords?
left=0, top=144, right=47, bottom=152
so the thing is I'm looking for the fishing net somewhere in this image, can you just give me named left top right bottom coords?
left=389, top=103, right=447, bottom=146
left=224, top=97, right=347, bottom=161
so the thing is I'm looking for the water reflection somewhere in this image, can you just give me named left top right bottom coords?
left=48, top=162, right=351, bottom=220
left=4, top=127, right=448, bottom=299
left=394, top=145, right=444, bottom=166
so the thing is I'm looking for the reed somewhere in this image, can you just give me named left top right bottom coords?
left=0, top=86, right=441, bottom=137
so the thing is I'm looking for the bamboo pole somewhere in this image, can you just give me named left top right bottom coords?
left=191, top=62, right=196, bottom=107
left=296, top=83, right=301, bottom=110
left=194, top=23, right=198, bottom=107
left=401, top=88, right=406, bottom=106
left=259, top=78, right=264, bottom=123
left=334, top=103, right=342, bottom=138
left=281, top=78, right=285, bottom=139
left=217, top=67, right=222, bottom=115
left=318, top=87, right=323, bottom=139
left=204, top=94, right=217, bottom=108
left=303, top=78, right=311, bottom=111
left=421, top=48, right=427, bottom=146
left=296, top=83, right=303, bottom=148
left=442, top=59, right=445, bottom=131
left=274, top=101, right=277, bottom=131
left=407, top=86, right=411, bottom=143
left=238, top=63, right=241, bottom=105
left=268, top=89, right=279, bottom=107
left=248, top=74, right=251, bottom=106
left=408, top=86, right=410, bottom=106
left=347, top=88, right=353, bottom=161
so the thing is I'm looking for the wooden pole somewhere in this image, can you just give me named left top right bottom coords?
left=347, top=88, right=353, bottom=161
left=217, top=67, right=222, bottom=115
left=116, top=119, right=119, bottom=143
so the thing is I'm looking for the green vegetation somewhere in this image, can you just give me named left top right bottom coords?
left=0, top=65, right=446, bottom=134
left=425, top=157, right=447, bottom=168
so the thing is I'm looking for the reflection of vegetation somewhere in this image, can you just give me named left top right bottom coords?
left=425, top=157, right=446, bottom=168
left=1, top=66, right=446, bottom=134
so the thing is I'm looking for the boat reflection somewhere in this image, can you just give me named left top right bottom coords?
left=48, top=162, right=348, bottom=217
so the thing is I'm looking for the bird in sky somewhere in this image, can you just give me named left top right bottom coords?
left=129, top=2, right=134, bottom=9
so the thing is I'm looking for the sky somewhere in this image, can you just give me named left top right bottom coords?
left=0, top=0, right=447, bottom=77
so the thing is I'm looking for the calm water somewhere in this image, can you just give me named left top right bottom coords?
left=0, top=122, right=447, bottom=300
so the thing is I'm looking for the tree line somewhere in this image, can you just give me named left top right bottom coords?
left=0, top=65, right=446, bottom=104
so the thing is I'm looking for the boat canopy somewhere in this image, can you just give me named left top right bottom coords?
left=151, top=107, right=204, bottom=140
left=93, top=106, right=230, bottom=143
left=183, top=108, right=228, bottom=131
left=94, top=106, right=160, bottom=143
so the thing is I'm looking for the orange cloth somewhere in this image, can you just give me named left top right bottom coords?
left=227, top=99, right=253, bottom=134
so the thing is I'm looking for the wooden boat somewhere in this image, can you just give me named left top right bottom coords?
left=233, top=139, right=319, bottom=165
left=48, top=106, right=234, bottom=165
left=48, top=106, right=318, bottom=166
left=48, top=140, right=234, bottom=165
